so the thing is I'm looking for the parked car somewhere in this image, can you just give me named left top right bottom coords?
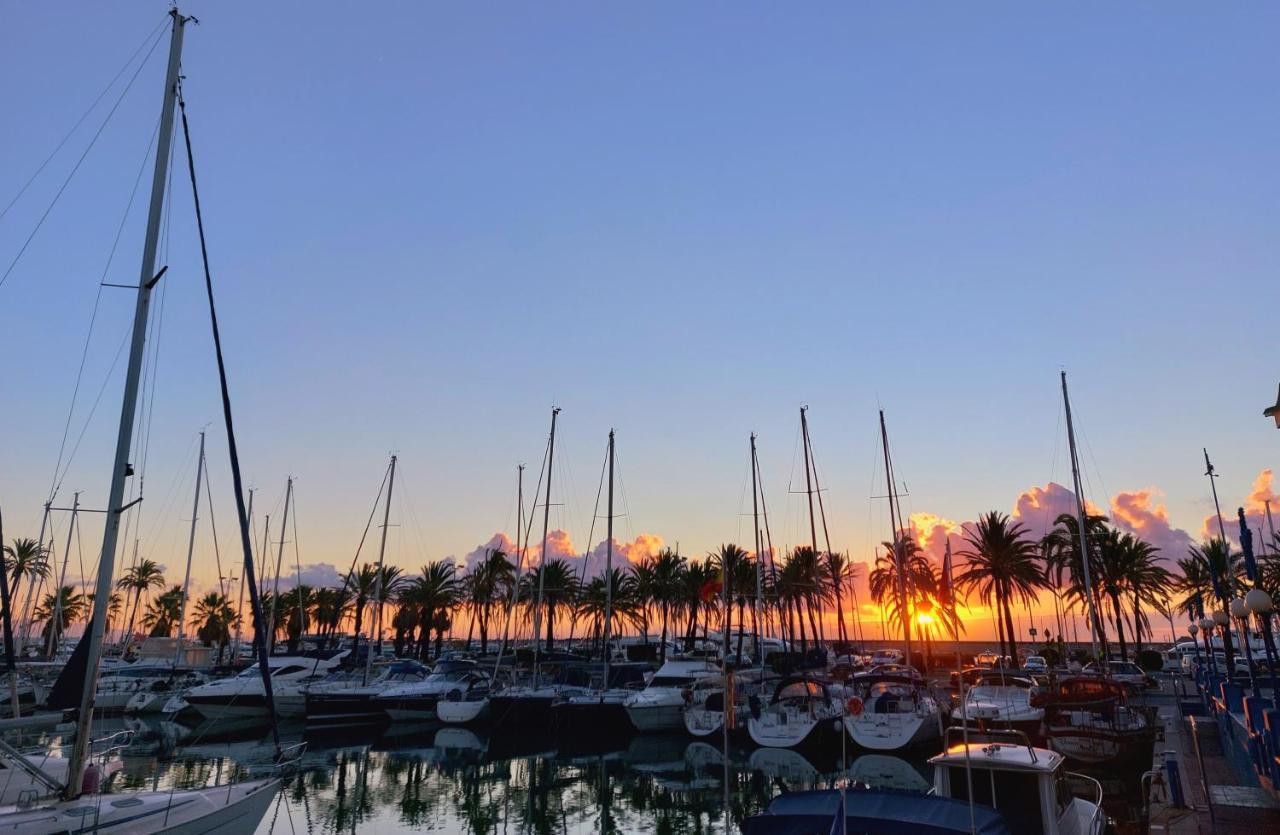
left=1023, top=656, right=1048, bottom=674
left=1084, top=660, right=1155, bottom=693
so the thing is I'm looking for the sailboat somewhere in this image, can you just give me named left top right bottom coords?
left=844, top=410, right=943, bottom=751
left=551, top=430, right=642, bottom=736
left=0, top=11, right=283, bottom=830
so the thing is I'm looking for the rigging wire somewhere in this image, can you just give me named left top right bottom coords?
left=0, top=24, right=168, bottom=291
left=0, top=15, right=169, bottom=224
left=46, top=115, right=162, bottom=502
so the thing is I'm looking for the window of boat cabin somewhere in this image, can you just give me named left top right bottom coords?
left=947, top=766, right=1044, bottom=835
left=777, top=681, right=822, bottom=700
left=272, top=665, right=307, bottom=677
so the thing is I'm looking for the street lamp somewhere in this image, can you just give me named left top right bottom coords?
left=1199, top=617, right=1218, bottom=674
left=1244, top=588, right=1280, bottom=698
left=1230, top=598, right=1260, bottom=698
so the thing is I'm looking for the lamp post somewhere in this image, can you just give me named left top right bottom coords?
left=1199, top=617, right=1217, bottom=675
left=1245, top=588, right=1280, bottom=699
left=1230, top=598, right=1260, bottom=698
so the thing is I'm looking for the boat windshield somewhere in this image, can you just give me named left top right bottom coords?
left=648, top=676, right=697, bottom=687
left=777, top=681, right=823, bottom=700
left=947, top=765, right=1045, bottom=835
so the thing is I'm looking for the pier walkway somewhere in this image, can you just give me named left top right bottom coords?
left=1148, top=675, right=1280, bottom=834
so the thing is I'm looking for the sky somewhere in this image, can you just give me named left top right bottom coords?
left=1, top=3, right=1277, bottom=642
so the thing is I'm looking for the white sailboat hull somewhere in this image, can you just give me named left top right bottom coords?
left=0, top=777, right=280, bottom=834
left=844, top=697, right=941, bottom=751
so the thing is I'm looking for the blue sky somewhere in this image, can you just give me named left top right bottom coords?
left=2, top=2, right=1277, bottom=610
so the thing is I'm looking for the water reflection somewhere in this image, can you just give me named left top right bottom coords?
left=10, top=715, right=1151, bottom=833
left=47, top=719, right=929, bottom=834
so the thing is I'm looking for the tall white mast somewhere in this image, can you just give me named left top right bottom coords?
left=364, top=455, right=396, bottom=685
left=532, top=407, right=559, bottom=680
left=603, top=429, right=615, bottom=688
left=65, top=10, right=188, bottom=799
left=494, top=464, right=524, bottom=680
left=174, top=431, right=205, bottom=666
left=1061, top=371, right=1101, bottom=660
left=265, top=476, right=292, bottom=653
left=47, top=493, right=80, bottom=658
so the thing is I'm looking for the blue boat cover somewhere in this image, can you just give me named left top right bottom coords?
left=741, top=790, right=1012, bottom=835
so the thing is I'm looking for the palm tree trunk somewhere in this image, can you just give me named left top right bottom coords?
left=1131, top=591, right=1144, bottom=659
left=352, top=603, right=365, bottom=666
left=659, top=602, right=669, bottom=663
left=995, top=603, right=1006, bottom=658
left=1002, top=589, right=1018, bottom=664
left=1110, top=593, right=1128, bottom=660
left=545, top=602, right=555, bottom=652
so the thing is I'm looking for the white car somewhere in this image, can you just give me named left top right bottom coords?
left=1023, top=656, right=1048, bottom=674
left=1084, top=660, right=1151, bottom=692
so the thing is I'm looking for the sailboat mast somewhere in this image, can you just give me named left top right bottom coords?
left=533, top=407, right=559, bottom=678
left=16, top=502, right=51, bottom=657
left=1061, top=371, right=1101, bottom=660
left=365, top=455, right=396, bottom=685
left=48, top=493, right=80, bottom=658
left=751, top=433, right=764, bottom=674
left=65, top=9, right=187, bottom=799
left=879, top=410, right=913, bottom=667
left=174, top=431, right=205, bottom=666
left=266, top=476, right=293, bottom=654
left=494, top=464, right=525, bottom=679
left=799, top=408, right=825, bottom=647
left=603, top=430, right=615, bottom=687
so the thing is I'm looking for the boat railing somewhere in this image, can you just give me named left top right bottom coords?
left=1066, top=771, right=1105, bottom=833
left=942, top=725, right=1039, bottom=763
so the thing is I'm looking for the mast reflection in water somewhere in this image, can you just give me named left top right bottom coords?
left=72, top=720, right=934, bottom=834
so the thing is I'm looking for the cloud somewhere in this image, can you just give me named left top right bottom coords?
left=451, top=529, right=666, bottom=581
left=909, top=511, right=964, bottom=564
left=1010, top=482, right=1103, bottom=540
left=459, top=532, right=520, bottom=573
left=1109, top=488, right=1192, bottom=564
left=270, top=562, right=345, bottom=591
left=577, top=533, right=665, bottom=579
left=1199, top=468, right=1277, bottom=547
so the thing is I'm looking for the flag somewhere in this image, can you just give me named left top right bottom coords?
left=828, top=787, right=846, bottom=835
left=699, top=572, right=723, bottom=604
left=940, top=540, right=954, bottom=609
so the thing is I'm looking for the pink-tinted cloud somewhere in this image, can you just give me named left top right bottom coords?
left=577, top=533, right=665, bottom=579
left=1109, top=488, right=1192, bottom=564
left=910, top=511, right=964, bottom=564
left=459, top=532, right=521, bottom=573
left=1200, top=468, right=1277, bottom=546
left=1011, top=482, right=1104, bottom=540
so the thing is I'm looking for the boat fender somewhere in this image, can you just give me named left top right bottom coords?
left=446, top=689, right=462, bottom=702
left=681, top=688, right=693, bottom=704
left=82, top=762, right=102, bottom=795
left=846, top=696, right=864, bottom=716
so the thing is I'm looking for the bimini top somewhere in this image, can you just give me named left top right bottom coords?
left=930, top=741, right=1064, bottom=773
left=854, top=664, right=925, bottom=684
left=741, top=789, right=1011, bottom=835
left=769, top=675, right=837, bottom=702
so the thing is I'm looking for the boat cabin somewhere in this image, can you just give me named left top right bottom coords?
left=931, top=741, right=1102, bottom=835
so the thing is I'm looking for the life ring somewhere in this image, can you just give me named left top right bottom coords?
left=846, top=696, right=864, bottom=716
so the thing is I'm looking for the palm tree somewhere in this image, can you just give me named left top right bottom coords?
left=678, top=560, right=715, bottom=652
left=466, top=549, right=513, bottom=655
left=191, top=591, right=238, bottom=662
left=34, top=585, right=87, bottom=648
left=348, top=564, right=380, bottom=662
left=116, top=558, right=166, bottom=643
left=708, top=544, right=750, bottom=659
left=311, top=585, right=351, bottom=649
left=825, top=551, right=851, bottom=647
left=1044, top=512, right=1111, bottom=656
left=575, top=568, right=636, bottom=655
left=955, top=511, right=1047, bottom=663
left=628, top=556, right=657, bottom=648
left=3, top=538, right=49, bottom=621
left=648, top=548, right=686, bottom=662
left=1180, top=538, right=1245, bottom=671
left=284, top=585, right=315, bottom=654
left=141, top=585, right=185, bottom=637
left=524, top=559, right=576, bottom=653
left=403, top=561, right=459, bottom=660
left=868, top=536, right=933, bottom=642
left=1114, top=533, right=1170, bottom=659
